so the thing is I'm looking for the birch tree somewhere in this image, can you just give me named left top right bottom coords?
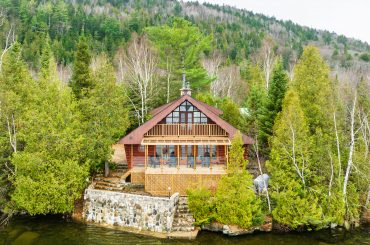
left=267, top=89, right=323, bottom=228
left=119, top=35, right=158, bottom=125
left=255, top=36, right=276, bottom=90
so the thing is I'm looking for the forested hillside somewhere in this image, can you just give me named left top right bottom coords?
left=0, top=0, right=369, bottom=230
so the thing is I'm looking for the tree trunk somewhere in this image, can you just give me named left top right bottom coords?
left=343, top=93, right=357, bottom=202
left=104, top=161, right=109, bottom=177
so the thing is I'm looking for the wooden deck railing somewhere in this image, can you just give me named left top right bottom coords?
left=145, top=124, right=228, bottom=136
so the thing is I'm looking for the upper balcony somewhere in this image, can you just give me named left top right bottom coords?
left=145, top=124, right=228, bottom=137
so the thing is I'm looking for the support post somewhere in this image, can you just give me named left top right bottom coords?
left=193, top=145, right=196, bottom=169
left=161, top=145, right=163, bottom=170
left=177, top=145, right=180, bottom=170
left=130, top=144, right=133, bottom=168
left=145, top=145, right=148, bottom=169
left=225, top=145, right=229, bottom=169
left=210, top=145, right=213, bottom=170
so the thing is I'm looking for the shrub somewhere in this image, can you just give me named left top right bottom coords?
left=187, top=188, right=215, bottom=225
left=214, top=173, right=264, bottom=228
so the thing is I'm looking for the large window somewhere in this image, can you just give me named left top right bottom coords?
left=165, top=101, right=208, bottom=124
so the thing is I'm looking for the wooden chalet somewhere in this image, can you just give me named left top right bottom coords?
left=118, top=80, right=254, bottom=196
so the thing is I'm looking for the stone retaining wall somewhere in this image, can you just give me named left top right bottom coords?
left=83, top=189, right=179, bottom=232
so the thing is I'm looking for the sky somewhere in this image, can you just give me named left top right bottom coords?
left=186, top=0, right=370, bottom=44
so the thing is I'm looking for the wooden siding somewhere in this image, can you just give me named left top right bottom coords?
left=145, top=173, right=224, bottom=196
left=131, top=170, right=145, bottom=184
left=124, top=144, right=132, bottom=168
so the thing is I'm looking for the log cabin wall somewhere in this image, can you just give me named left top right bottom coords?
left=124, top=144, right=132, bottom=168
left=125, top=144, right=248, bottom=169
left=217, top=145, right=226, bottom=164
left=243, top=145, right=248, bottom=159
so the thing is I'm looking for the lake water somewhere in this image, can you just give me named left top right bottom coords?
left=0, top=216, right=369, bottom=245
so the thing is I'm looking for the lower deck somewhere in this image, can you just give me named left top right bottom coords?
left=131, top=166, right=226, bottom=196
left=123, top=143, right=247, bottom=196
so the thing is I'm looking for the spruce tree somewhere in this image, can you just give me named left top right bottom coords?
left=259, top=59, right=288, bottom=148
left=70, top=35, right=92, bottom=99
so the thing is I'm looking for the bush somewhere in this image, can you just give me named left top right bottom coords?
left=359, top=53, right=370, bottom=62
left=187, top=188, right=215, bottom=225
left=187, top=132, right=264, bottom=229
left=214, top=173, right=264, bottom=228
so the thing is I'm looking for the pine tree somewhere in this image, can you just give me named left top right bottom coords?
left=70, top=35, right=92, bottom=99
left=259, top=59, right=288, bottom=148
left=146, top=18, right=212, bottom=98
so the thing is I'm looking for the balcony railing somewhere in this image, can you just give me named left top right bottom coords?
left=131, top=156, right=227, bottom=169
left=145, top=124, right=228, bottom=136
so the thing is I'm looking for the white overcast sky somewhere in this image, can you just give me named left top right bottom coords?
left=186, top=0, right=370, bottom=44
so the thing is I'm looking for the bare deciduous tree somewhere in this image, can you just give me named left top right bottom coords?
left=343, top=92, right=357, bottom=201
left=116, top=35, right=158, bottom=125
left=0, top=24, right=15, bottom=72
left=253, top=137, right=271, bottom=212
left=255, top=36, right=276, bottom=90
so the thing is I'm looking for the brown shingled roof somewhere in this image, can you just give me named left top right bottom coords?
left=119, top=95, right=254, bottom=145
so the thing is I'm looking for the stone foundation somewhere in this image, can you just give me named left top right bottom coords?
left=83, top=189, right=179, bottom=233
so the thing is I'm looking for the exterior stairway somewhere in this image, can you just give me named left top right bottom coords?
left=172, top=197, right=196, bottom=232
left=115, top=161, right=128, bottom=173
left=93, top=175, right=144, bottom=193
left=94, top=177, right=126, bottom=192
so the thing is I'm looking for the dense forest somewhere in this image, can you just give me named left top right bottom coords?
left=0, top=0, right=369, bottom=230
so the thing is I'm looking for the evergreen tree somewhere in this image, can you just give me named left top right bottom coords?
left=39, top=36, right=58, bottom=82
left=245, top=85, right=267, bottom=136
left=215, top=132, right=263, bottom=228
left=291, top=46, right=333, bottom=133
left=195, top=93, right=244, bottom=130
left=244, top=63, right=267, bottom=136
left=79, top=55, right=130, bottom=171
left=0, top=43, right=35, bottom=218
left=70, top=35, right=93, bottom=99
left=267, top=89, right=324, bottom=228
left=146, top=18, right=212, bottom=98
left=227, top=131, right=248, bottom=173
left=1, top=43, right=89, bottom=215
left=259, top=59, right=288, bottom=148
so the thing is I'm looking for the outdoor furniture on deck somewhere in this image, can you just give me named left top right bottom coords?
left=202, top=156, right=211, bottom=167
left=187, top=156, right=194, bottom=168
left=168, top=156, right=177, bottom=167
left=149, top=156, right=159, bottom=168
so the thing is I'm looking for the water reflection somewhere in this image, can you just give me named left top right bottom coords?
left=0, top=216, right=369, bottom=245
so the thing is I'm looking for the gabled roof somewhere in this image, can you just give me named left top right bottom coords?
left=119, top=95, right=254, bottom=145
left=150, top=97, right=223, bottom=116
